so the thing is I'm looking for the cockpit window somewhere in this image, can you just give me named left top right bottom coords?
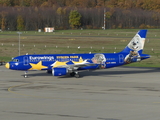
left=12, top=59, right=19, bottom=62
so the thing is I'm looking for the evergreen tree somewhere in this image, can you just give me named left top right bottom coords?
left=69, top=10, right=81, bottom=29
left=17, top=15, right=25, bottom=31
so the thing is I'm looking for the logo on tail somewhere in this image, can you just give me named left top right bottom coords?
left=127, top=30, right=147, bottom=53
left=121, top=30, right=147, bottom=53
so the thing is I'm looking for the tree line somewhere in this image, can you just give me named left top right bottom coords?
left=0, top=0, right=160, bottom=31
left=1, top=0, right=160, bottom=11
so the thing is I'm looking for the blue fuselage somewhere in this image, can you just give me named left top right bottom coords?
left=6, top=52, right=149, bottom=71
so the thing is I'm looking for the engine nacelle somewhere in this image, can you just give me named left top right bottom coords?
left=52, top=68, right=68, bottom=76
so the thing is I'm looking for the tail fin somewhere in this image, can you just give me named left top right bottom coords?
left=120, top=30, right=147, bottom=54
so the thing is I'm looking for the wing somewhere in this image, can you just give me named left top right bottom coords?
left=56, top=63, right=97, bottom=71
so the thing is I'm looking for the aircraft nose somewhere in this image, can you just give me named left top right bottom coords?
left=5, top=63, right=10, bottom=69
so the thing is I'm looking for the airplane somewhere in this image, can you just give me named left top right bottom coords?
left=5, top=30, right=150, bottom=78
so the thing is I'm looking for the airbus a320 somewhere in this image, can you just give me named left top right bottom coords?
left=5, top=30, right=150, bottom=78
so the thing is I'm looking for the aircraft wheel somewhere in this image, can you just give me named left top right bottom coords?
left=24, top=71, right=28, bottom=78
left=75, top=74, right=80, bottom=78
left=47, top=70, right=52, bottom=74
left=70, top=72, right=76, bottom=77
left=24, top=75, right=28, bottom=78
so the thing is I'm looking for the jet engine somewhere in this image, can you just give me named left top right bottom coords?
left=52, top=68, right=68, bottom=76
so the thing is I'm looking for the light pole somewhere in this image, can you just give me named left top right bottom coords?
left=104, top=8, right=106, bottom=30
left=17, top=32, right=22, bottom=56
left=104, top=0, right=106, bottom=30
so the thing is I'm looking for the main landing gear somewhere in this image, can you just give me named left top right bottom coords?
left=47, top=70, right=52, bottom=74
left=70, top=72, right=80, bottom=78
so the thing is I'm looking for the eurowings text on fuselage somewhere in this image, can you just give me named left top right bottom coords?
left=5, top=30, right=150, bottom=78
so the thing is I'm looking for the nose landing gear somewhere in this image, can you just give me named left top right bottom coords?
left=24, top=71, right=28, bottom=78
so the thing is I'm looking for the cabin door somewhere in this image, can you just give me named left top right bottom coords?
left=23, top=56, right=29, bottom=65
left=119, top=54, right=124, bottom=64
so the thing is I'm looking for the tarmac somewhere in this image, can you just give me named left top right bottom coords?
left=0, top=65, right=160, bottom=120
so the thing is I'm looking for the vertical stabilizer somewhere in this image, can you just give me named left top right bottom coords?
left=120, top=30, right=147, bottom=54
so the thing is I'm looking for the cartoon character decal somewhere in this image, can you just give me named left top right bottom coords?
left=124, top=50, right=140, bottom=63
left=92, top=54, right=106, bottom=68
left=124, top=34, right=144, bottom=63
left=128, top=34, right=143, bottom=51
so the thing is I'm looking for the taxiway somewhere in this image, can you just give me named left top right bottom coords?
left=0, top=66, right=160, bottom=120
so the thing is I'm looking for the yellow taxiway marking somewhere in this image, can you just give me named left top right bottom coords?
left=7, top=83, right=100, bottom=101
left=153, top=102, right=160, bottom=104
left=8, top=83, right=56, bottom=99
left=8, top=83, right=33, bottom=97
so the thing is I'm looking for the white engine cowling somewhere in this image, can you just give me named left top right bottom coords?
left=52, top=68, right=68, bottom=76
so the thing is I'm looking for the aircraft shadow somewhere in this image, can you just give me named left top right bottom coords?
left=80, top=67, right=160, bottom=77
left=24, top=67, right=160, bottom=78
